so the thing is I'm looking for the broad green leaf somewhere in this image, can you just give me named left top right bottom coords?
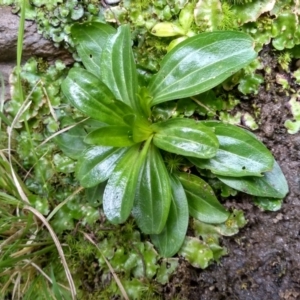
left=123, top=114, right=136, bottom=127
left=190, top=121, right=274, bottom=177
left=217, top=160, right=289, bottom=198
left=177, top=172, right=229, bottom=223
left=103, top=138, right=152, bottom=224
left=152, top=118, right=219, bottom=159
left=71, top=22, right=116, bottom=78
left=150, top=174, right=189, bottom=257
left=82, top=119, right=107, bottom=131
left=178, top=237, right=213, bottom=269
left=76, top=146, right=127, bottom=188
left=61, top=68, right=133, bottom=125
left=101, top=25, right=140, bottom=113
left=55, top=125, right=88, bottom=159
left=84, top=126, right=135, bottom=147
left=148, top=31, right=257, bottom=105
left=120, top=114, right=154, bottom=143
left=133, top=143, right=171, bottom=234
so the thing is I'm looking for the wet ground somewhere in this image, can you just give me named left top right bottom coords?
left=166, top=47, right=300, bottom=300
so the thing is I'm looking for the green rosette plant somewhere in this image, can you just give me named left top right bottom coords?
left=60, top=22, right=288, bottom=257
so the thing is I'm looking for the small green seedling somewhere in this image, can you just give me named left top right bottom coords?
left=60, top=22, right=288, bottom=257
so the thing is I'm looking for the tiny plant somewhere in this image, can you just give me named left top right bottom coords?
left=60, top=22, right=288, bottom=257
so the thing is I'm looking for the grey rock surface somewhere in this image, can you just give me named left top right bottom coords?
left=0, top=6, right=73, bottom=100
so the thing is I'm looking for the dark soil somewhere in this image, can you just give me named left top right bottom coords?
left=166, top=47, right=300, bottom=300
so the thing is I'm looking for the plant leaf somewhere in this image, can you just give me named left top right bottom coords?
left=152, top=118, right=219, bottom=159
left=71, top=22, right=116, bottom=78
left=193, top=209, right=247, bottom=238
left=123, top=114, right=153, bottom=143
left=217, top=160, right=289, bottom=198
left=178, top=237, right=213, bottom=269
left=253, top=197, right=283, bottom=211
left=148, top=31, right=257, bottom=105
left=151, top=22, right=186, bottom=37
left=103, top=138, right=152, bottom=224
left=156, top=258, right=179, bottom=284
left=61, top=68, right=133, bottom=125
left=84, top=125, right=135, bottom=147
left=177, top=172, right=229, bottom=223
left=76, top=146, right=127, bottom=188
left=137, top=87, right=152, bottom=119
left=150, top=174, right=189, bottom=257
left=101, top=25, right=140, bottom=113
left=55, top=125, right=88, bottom=159
left=190, top=121, right=274, bottom=177
left=85, top=182, right=107, bottom=206
left=133, top=143, right=171, bottom=234
left=132, top=117, right=153, bottom=143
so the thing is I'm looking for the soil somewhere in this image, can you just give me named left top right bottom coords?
left=165, top=46, right=300, bottom=300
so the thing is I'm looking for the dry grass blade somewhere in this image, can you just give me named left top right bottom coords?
left=0, top=228, right=26, bottom=253
left=0, top=152, right=29, bottom=201
left=40, top=80, right=58, bottom=122
left=12, top=272, right=21, bottom=300
left=191, top=96, right=216, bottom=115
left=46, top=186, right=84, bottom=222
left=81, top=231, right=130, bottom=300
left=37, top=117, right=89, bottom=148
left=23, top=150, right=50, bottom=181
left=22, top=259, right=71, bottom=291
left=7, top=79, right=41, bottom=204
left=24, top=206, right=77, bottom=300
left=1, top=271, right=18, bottom=296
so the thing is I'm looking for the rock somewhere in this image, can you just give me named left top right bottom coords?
left=0, top=6, right=73, bottom=100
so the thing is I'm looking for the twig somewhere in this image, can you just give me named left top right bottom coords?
left=24, top=206, right=77, bottom=300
